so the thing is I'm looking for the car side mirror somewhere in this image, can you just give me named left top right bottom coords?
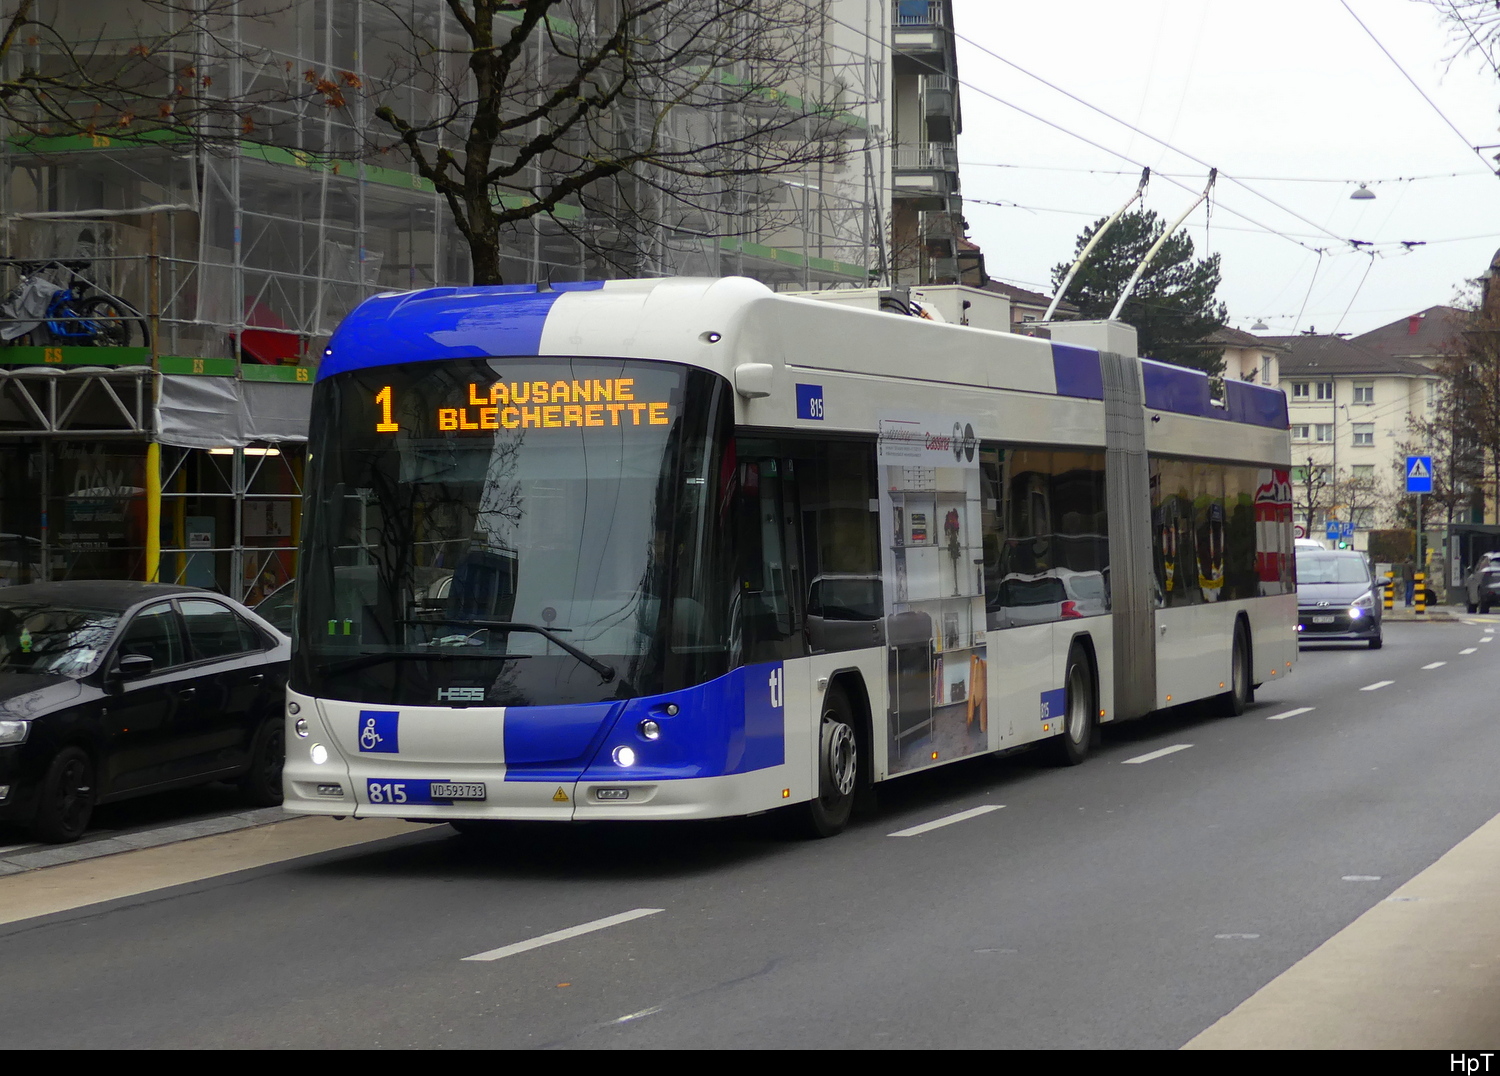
left=112, top=653, right=153, bottom=681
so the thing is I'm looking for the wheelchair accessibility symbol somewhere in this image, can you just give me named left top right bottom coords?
left=357, top=710, right=399, bottom=753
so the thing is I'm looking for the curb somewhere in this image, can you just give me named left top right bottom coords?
left=0, top=807, right=291, bottom=877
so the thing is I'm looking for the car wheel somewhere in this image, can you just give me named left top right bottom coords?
left=237, top=717, right=285, bottom=807
left=32, top=746, right=95, bottom=844
left=798, top=685, right=859, bottom=838
left=1482, top=599, right=1492, bottom=615
left=1047, top=644, right=1096, bottom=766
left=1215, top=621, right=1253, bottom=717
left=1368, top=634, right=1383, bottom=650
left=1468, top=600, right=1478, bottom=613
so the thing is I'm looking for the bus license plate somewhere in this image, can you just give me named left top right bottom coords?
left=366, top=780, right=487, bottom=805
left=1311, top=615, right=1335, bottom=624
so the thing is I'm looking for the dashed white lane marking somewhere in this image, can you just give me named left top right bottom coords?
left=1487, top=627, right=1496, bottom=633
left=1122, top=743, right=1194, bottom=765
left=1422, top=662, right=1447, bottom=670
left=888, top=804, right=1004, bottom=837
left=1216, top=933, right=1260, bottom=940
left=1483, top=637, right=1494, bottom=643
left=1360, top=680, right=1394, bottom=691
left=463, top=908, right=664, bottom=962
left=610, top=1005, right=664, bottom=1025
left=1267, top=707, right=1315, bottom=721
left=1461, top=648, right=1478, bottom=655
left=1343, top=875, right=1382, bottom=881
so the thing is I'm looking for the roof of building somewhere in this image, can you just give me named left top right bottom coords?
left=1350, top=305, right=1467, bottom=364
left=978, top=279, right=1078, bottom=315
left=1260, top=333, right=1435, bottom=378
left=1206, top=326, right=1290, bottom=352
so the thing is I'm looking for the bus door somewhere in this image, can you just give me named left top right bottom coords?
left=736, top=455, right=807, bottom=662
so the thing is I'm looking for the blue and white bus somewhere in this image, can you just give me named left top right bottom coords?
left=283, top=277, right=1295, bottom=836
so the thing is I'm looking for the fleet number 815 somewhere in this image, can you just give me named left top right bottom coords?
left=368, top=781, right=408, bottom=803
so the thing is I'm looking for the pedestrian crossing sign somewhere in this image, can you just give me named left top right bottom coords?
left=1406, top=455, right=1432, bottom=493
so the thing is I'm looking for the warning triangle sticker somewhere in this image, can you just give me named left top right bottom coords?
left=1408, top=458, right=1430, bottom=478
left=552, top=786, right=569, bottom=802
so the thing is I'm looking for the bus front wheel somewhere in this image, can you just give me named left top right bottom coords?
left=799, top=685, right=859, bottom=838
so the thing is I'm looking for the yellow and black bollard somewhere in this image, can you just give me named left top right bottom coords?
left=1384, top=570, right=1395, bottom=612
left=1414, top=571, right=1426, bottom=616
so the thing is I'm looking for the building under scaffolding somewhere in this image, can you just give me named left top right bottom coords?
left=0, top=0, right=893, bottom=599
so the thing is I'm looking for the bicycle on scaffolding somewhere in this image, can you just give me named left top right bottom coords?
left=0, top=258, right=150, bottom=349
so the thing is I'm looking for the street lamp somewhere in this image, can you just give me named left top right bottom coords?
left=1350, top=184, right=1376, bottom=201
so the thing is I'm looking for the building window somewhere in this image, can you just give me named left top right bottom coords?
left=1353, top=382, right=1373, bottom=404
left=1316, top=382, right=1335, bottom=401
left=1291, top=424, right=1310, bottom=441
left=1291, top=382, right=1309, bottom=400
left=1261, top=356, right=1273, bottom=384
left=1351, top=506, right=1375, bottom=529
left=1292, top=465, right=1327, bottom=485
left=1352, top=423, right=1374, bottom=447
left=1351, top=464, right=1374, bottom=479
left=1427, top=380, right=1437, bottom=409
left=1315, top=424, right=1334, bottom=443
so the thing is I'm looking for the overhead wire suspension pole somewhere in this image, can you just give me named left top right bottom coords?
left=1110, top=168, right=1217, bottom=321
left=1044, top=167, right=1149, bottom=321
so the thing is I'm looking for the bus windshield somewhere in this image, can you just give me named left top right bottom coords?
left=294, top=357, right=734, bottom=706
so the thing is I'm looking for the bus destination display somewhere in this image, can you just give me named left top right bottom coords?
left=372, top=377, right=673, bottom=433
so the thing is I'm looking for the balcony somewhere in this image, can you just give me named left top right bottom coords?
left=896, top=1, right=943, bottom=27
left=922, top=74, right=956, bottom=142
left=894, top=1, right=948, bottom=63
left=893, top=142, right=959, bottom=197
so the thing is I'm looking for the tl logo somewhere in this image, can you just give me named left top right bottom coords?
left=767, top=666, right=784, bottom=709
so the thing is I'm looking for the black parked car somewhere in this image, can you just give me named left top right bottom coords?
left=0, top=581, right=290, bottom=843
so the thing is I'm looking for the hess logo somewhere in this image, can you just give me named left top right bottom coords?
left=438, top=687, right=485, bottom=702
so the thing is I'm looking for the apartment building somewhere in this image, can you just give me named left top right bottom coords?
left=890, top=0, right=965, bottom=285
left=1265, top=331, right=1439, bottom=543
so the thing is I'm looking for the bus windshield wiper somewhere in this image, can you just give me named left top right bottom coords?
left=321, top=649, right=531, bottom=674
left=404, top=619, right=621, bottom=685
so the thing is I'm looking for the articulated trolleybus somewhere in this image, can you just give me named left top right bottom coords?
left=284, top=277, right=1295, bottom=836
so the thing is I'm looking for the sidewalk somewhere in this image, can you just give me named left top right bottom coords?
left=1383, top=603, right=1461, bottom=622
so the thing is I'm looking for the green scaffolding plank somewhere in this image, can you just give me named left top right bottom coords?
left=0, top=345, right=149, bottom=367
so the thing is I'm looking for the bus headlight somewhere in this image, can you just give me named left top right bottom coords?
left=638, top=719, right=661, bottom=741
left=612, top=745, right=637, bottom=768
left=310, top=743, right=329, bottom=765
left=294, top=717, right=310, bottom=738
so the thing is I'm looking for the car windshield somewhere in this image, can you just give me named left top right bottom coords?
left=1296, top=552, right=1370, bottom=585
left=0, top=601, right=117, bottom=677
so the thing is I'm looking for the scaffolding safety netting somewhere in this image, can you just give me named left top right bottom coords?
left=155, top=373, right=310, bottom=449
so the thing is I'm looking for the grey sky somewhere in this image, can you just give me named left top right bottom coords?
left=953, top=0, right=1499, bottom=337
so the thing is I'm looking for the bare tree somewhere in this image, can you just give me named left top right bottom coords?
left=355, top=1, right=855, bottom=284
left=0, top=1, right=297, bottom=142
left=1297, top=454, right=1334, bottom=537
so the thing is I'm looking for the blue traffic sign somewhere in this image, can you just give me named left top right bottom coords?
left=1406, top=455, right=1433, bottom=494
left=1325, top=520, right=1354, bottom=540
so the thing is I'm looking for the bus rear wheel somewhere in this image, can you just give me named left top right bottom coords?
left=799, top=685, right=859, bottom=838
left=1047, top=645, right=1096, bottom=766
left=1216, top=621, right=1253, bottom=717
